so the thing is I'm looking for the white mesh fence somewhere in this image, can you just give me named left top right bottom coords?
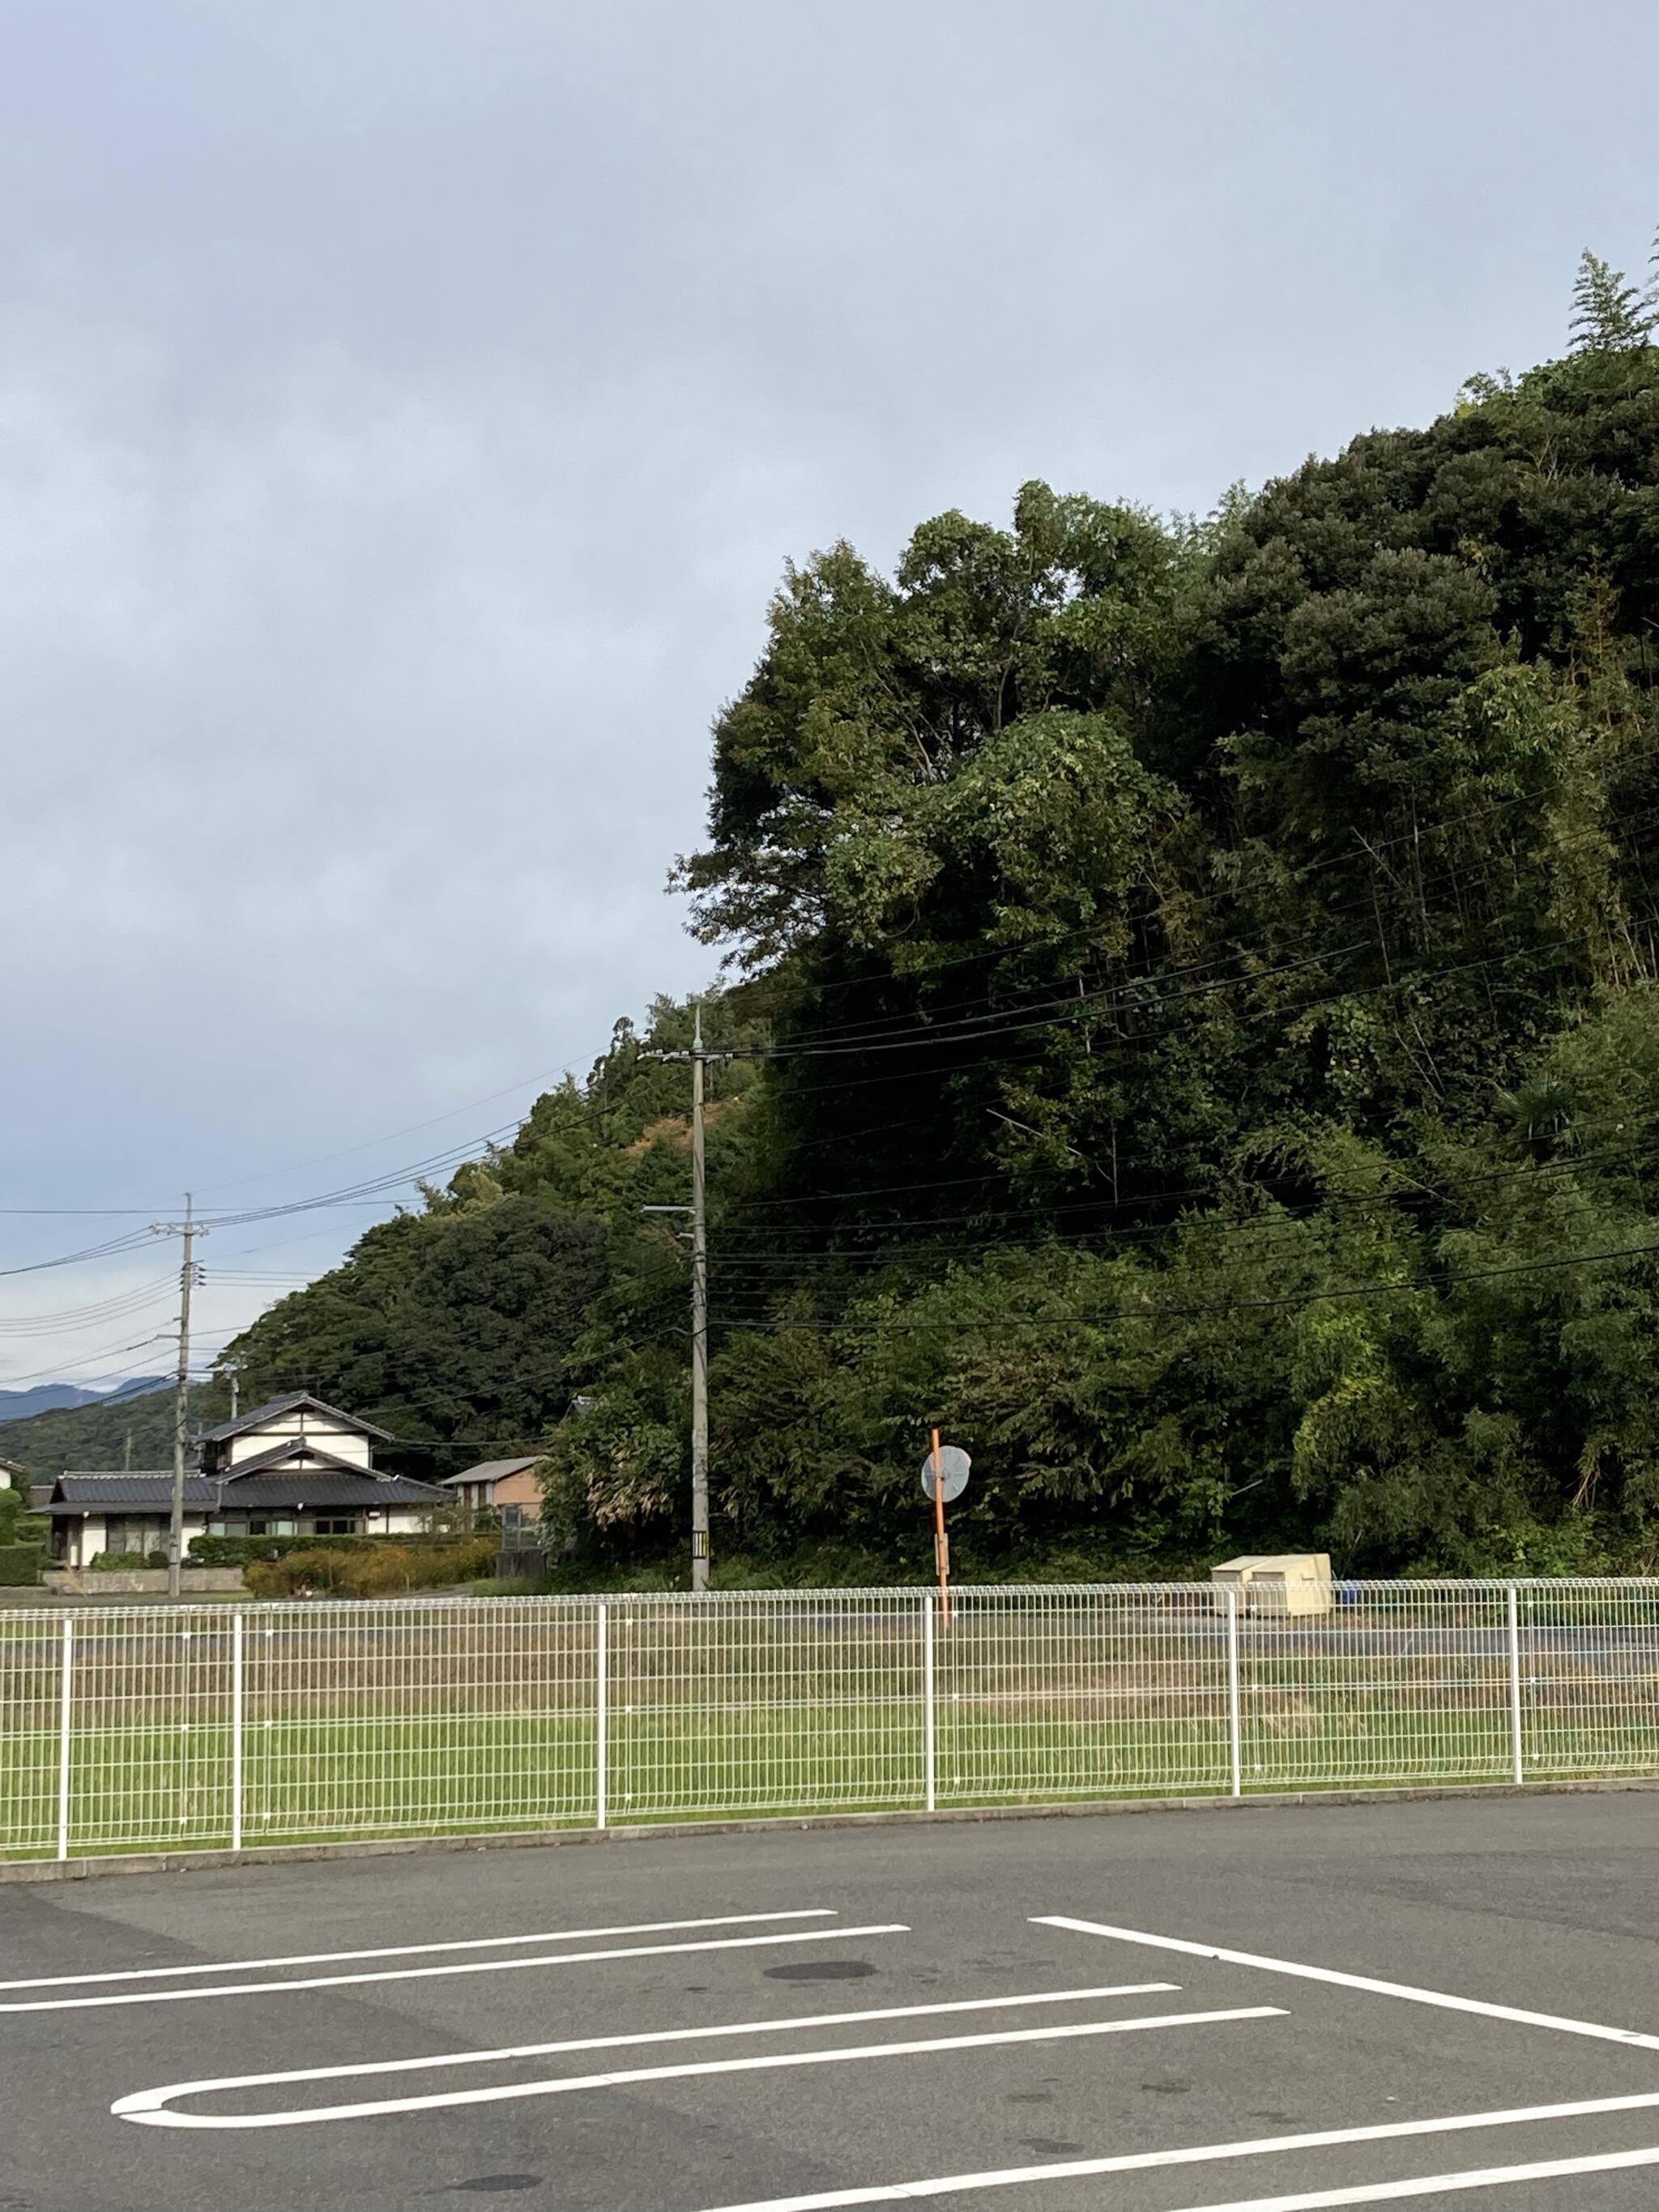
left=3, top=1579, right=1658, bottom=1860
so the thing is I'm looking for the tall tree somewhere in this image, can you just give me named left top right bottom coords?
left=1568, top=250, right=1653, bottom=352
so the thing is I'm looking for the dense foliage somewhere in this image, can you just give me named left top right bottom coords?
left=241, top=1537, right=497, bottom=1598
left=226, top=262, right=1659, bottom=1579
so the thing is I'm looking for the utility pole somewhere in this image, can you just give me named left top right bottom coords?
left=150, top=1197, right=205, bottom=1600
left=689, top=1007, right=710, bottom=1592
left=642, top=1006, right=725, bottom=1592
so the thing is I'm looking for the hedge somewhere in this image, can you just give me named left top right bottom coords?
left=243, top=1536, right=497, bottom=1599
left=189, top=1531, right=476, bottom=1567
left=0, top=1543, right=45, bottom=1588
left=90, top=1550, right=170, bottom=1572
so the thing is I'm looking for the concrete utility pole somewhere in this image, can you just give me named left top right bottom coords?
left=150, top=1197, right=205, bottom=1599
left=642, top=1006, right=725, bottom=1592
left=689, top=1007, right=710, bottom=1592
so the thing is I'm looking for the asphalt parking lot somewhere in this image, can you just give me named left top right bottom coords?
left=4, top=1794, right=1659, bottom=2212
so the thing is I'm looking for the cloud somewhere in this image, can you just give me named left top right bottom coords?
left=2, top=0, right=1657, bottom=1377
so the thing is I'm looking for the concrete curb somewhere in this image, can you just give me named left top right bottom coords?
left=6, top=1775, right=1658, bottom=1883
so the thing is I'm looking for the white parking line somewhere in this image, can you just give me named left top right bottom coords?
left=1147, top=2145, right=1659, bottom=2212
left=3, top=1921, right=909, bottom=2014
left=0, top=1909, right=838, bottom=1993
left=665, top=2091, right=1659, bottom=2212
left=1033, top=1915, right=1659, bottom=2053
left=113, top=2004, right=1283, bottom=2128
left=106, top=1981, right=1179, bottom=2111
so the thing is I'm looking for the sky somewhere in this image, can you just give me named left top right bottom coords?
left=2, top=0, right=1657, bottom=1390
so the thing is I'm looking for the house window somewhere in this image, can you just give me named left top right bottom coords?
left=500, top=1505, right=527, bottom=1536
left=104, top=1518, right=167, bottom=1558
left=247, top=1518, right=297, bottom=1537
left=310, top=1517, right=357, bottom=1536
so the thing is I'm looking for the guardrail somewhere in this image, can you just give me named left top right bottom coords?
left=2, top=1579, right=1657, bottom=1861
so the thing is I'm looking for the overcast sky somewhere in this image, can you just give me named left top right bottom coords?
left=2, top=0, right=1657, bottom=1389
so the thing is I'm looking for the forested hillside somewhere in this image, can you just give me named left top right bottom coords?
left=225, top=263, right=1659, bottom=1579
left=0, top=1383, right=221, bottom=1481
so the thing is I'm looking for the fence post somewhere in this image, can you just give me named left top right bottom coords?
left=595, top=1600, right=609, bottom=1831
left=1507, top=1583, right=1524, bottom=1786
left=56, top=1617, right=74, bottom=1861
left=1225, top=1586, right=1243, bottom=1799
left=921, top=1592, right=936, bottom=1813
left=230, top=1610, right=245, bottom=1852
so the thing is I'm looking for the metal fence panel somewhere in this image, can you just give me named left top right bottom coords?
left=2, top=1579, right=1658, bottom=1861
left=243, top=1597, right=599, bottom=1844
left=936, top=1586, right=1230, bottom=1805
left=0, top=1613, right=67, bottom=1859
left=606, top=1591, right=924, bottom=1822
left=1520, top=1580, right=1659, bottom=1777
left=66, top=1609, right=235, bottom=1854
left=1240, top=1581, right=1515, bottom=1791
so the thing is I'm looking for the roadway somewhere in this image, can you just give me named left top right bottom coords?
left=3, top=1791, right=1659, bottom=2210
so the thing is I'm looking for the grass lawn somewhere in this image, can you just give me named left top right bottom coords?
left=4, top=1592, right=1657, bottom=1860
left=3, top=1696, right=1657, bottom=1860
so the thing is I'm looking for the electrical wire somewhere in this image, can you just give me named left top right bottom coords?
left=737, top=729, right=1659, bottom=1034
left=710, top=1226, right=1659, bottom=1334
left=0, top=1285, right=181, bottom=1340
left=0, top=1333, right=173, bottom=1389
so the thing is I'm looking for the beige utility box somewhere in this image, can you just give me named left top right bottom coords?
left=1211, top=1553, right=1334, bottom=1617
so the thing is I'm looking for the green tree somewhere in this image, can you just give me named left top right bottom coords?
left=225, top=1194, right=609, bottom=1475
left=1568, top=250, right=1654, bottom=353
left=217, top=321, right=1659, bottom=1581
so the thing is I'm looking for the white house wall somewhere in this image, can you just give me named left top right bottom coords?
left=226, top=1420, right=372, bottom=1468
left=68, top=1516, right=106, bottom=1566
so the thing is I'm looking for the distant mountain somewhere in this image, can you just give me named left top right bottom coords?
left=0, top=1384, right=102, bottom=1421
left=0, top=1377, right=169, bottom=1422
left=0, top=1381, right=226, bottom=1481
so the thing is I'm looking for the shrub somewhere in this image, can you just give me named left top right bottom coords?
left=0, top=1543, right=45, bottom=1588
left=189, top=1531, right=472, bottom=1567
left=89, top=1550, right=170, bottom=1572
left=243, top=1536, right=497, bottom=1599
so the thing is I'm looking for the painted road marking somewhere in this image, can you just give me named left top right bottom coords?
left=4, top=1921, right=910, bottom=2015
left=1034, top=1914, right=1659, bottom=2052
left=0, top=1909, right=839, bottom=1993
left=658, top=2091, right=1659, bottom=2212
left=1135, top=2146, right=1659, bottom=2212
left=104, top=1982, right=1179, bottom=2109
left=113, top=2005, right=1283, bottom=2128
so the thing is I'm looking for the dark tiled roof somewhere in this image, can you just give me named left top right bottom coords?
left=48, top=1474, right=219, bottom=1513
left=437, top=1457, right=540, bottom=1487
left=199, top=1391, right=393, bottom=1446
left=218, top=1440, right=370, bottom=1481
left=45, top=1468, right=443, bottom=1514
left=211, top=1474, right=444, bottom=1507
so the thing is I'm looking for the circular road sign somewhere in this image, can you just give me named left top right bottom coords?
left=920, top=1443, right=971, bottom=1503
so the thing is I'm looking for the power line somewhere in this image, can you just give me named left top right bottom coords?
left=192, top=1055, right=590, bottom=1200
left=0, top=1332, right=173, bottom=1390
left=0, top=1230, right=159, bottom=1281
left=0, top=1279, right=179, bottom=1337
left=750, top=755, right=1659, bottom=1042
left=710, top=1226, right=1659, bottom=1333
